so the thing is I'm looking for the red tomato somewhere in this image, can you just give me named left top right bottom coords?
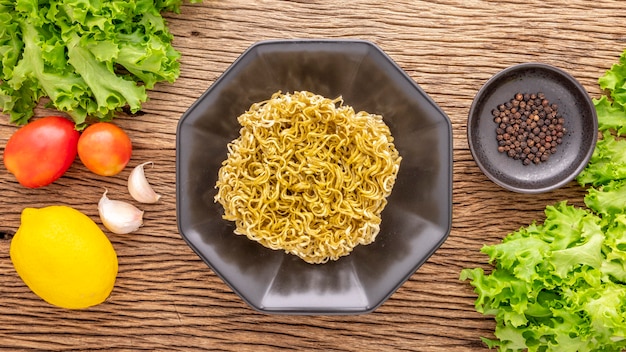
left=3, top=116, right=80, bottom=188
left=77, top=122, right=132, bottom=176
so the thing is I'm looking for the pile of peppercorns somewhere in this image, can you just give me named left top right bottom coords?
left=492, top=92, right=566, bottom=165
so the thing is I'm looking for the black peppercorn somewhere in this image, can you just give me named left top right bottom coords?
left=493, top=92, right=566, bottom=165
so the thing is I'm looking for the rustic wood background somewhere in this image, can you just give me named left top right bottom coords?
left=1, top=0, right=624, bottom=350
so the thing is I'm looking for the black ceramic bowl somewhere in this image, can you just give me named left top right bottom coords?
left=176, top=39, right=453, bottom=314
left=468, top=63, right=597, bottom=193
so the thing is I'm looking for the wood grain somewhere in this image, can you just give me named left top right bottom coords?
left=1, top=0, right=624, bottom=350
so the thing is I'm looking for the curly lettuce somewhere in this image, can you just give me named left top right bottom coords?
left=598, top=50, right=626, bottom=111
left=576, top=131, right=626, bottom=186
left=578, top=53, right=626, bottom=187
left=461, top=202, right=626, bottom=352
left=0, top=0, right=200, bottom=127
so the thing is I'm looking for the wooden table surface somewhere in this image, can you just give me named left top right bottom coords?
left=1, top=1, right=625, bottom=351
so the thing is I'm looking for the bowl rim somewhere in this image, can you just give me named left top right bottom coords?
left=467, top=62, right=598, bottom=194
left=175, top=38, right=454, bottom=314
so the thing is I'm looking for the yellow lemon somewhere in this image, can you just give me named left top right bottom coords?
left=10, top=205, right=118, bottom=309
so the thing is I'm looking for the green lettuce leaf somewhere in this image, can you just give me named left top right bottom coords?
left=578, top=48, right=626, bottom=187
left=66, top=31, right=147, bottom=120
left=577, top=132, right=626, bottom=187
left=594, top=96, right=626, bottom=135
left=461, top=202, right=626, bottom=352
left=600, top=50, right=626, bottom=111
left=0, top=0, right=201, bottom=126
left=585, top=180, right=626, bottom=217
left=8, top=21, right=93, bottom=125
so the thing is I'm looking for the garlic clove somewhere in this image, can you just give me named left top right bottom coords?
left=98, top=189, right=144, bottom=234
left=128, top=161, right=161, bottom=204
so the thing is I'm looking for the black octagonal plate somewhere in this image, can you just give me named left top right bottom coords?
left=176, top=39, right=453, bottom=314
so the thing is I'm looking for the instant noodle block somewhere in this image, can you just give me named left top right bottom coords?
left=214, top=91, right=402, bottom=264
left=176, top=39, right=452, bottom=314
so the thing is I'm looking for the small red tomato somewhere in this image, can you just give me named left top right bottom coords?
left=77, top=122, right=132, bottom=176
left=3, top=116, right=80, bottom=188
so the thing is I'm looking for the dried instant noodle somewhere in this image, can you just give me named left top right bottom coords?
left=215, top=91, right=402, bottom=264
